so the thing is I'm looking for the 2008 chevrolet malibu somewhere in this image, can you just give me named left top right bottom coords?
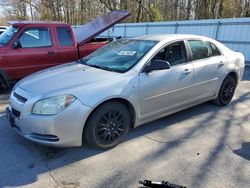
left=6, top=34, right=245, bottom=149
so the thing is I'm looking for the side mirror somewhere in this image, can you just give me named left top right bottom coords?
left=144, top=59, right=170, bottom=73
left=12, top=40, right=21, bottom=49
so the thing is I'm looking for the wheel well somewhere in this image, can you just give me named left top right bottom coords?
left=228, top=71, right=238, bottom=83
left=84, top=98, right=136, bottom=132
left=0, top=75, right=7, bottom=88
left=0, top=70, right=10, bottom=88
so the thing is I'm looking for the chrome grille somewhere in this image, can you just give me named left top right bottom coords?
left=13, top=92, right=27, bottom=103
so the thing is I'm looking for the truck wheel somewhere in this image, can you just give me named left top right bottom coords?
left=84, top=101, right=130, bottom=149
left=213, top=75, right=237, bottom=106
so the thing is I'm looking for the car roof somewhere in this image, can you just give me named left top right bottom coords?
left=131, top=34, right=209, bottom=42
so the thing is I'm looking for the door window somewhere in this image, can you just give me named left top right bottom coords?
left=57, top=27, right=74, bottom=47
left=188, top=40, right=213, bottom=60
left=210, top=43, right=221, bottom=56
left=19, top=28, right=52, bottom=48
left=152, top=41, right=187, bottom=66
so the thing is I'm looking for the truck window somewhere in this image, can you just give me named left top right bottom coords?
left=19, top=28, right=52, bottom=48
left=57, top=27, right=74, bottom=47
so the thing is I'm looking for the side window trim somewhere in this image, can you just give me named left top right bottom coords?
left=17, top=27, right=53, bottom=49
left=184, top=40, right=193, bottom=62
left=209, top=42, right=222, bottom=56
left=186, top=39, right=196, bottom=62
left=140, top=40, right=189, bottom=74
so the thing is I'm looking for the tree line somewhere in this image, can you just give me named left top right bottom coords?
left=0, top=0, right=249, bottom=25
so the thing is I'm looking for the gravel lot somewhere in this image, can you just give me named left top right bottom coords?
left=0, top=67, right=249, bottom=188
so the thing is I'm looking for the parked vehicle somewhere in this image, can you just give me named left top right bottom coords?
left=0, top=11, right=130, bottom=90
left=6, top=34, right=245, bottom=149
left=0, top=26, right=8, bottom=35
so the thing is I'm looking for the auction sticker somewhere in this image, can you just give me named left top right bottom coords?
left=118, top=51, right=136, bottom=56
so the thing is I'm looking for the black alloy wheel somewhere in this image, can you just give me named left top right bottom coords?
left=84, top=101, right=131, bottom=149
left=96, top=110, right=126, bottom=145
left=213, top=75, right=237, bottom=106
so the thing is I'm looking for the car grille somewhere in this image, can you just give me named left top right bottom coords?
left=12, top=108, right=21, bottom=118
left=13, top=92, right=28, bottom=103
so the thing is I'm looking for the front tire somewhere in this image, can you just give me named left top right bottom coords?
left=84, top=102, right=131, bottom=149
left=213, top=75, right=237, bottom=106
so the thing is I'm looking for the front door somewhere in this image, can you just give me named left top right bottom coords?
left=139, top=41, right=194, bottom=120
left=6, top=27, right=60, bottom=79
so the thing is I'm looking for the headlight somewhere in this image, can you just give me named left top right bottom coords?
left=32, top=95, right=76, bottom=115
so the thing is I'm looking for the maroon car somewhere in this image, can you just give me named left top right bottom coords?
left=0, top=11, right=130, bottom=90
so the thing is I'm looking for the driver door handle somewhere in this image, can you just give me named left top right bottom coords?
left=48, top=51, right=56, bottom=55
left=183, top=68, right=192, bottom=74
left=219, top=61, right=225, bottom=66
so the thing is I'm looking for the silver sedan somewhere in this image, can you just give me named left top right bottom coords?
left=6, top=34, right=245, bottom=149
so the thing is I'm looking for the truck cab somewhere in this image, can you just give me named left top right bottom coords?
left=0, top=11, right=130, bottom=90
left=0, top=22, right=80, bottom=80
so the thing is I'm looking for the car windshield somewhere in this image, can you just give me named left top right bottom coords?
left=0, top=26, right=19, bottom=46
left=79, top=39, right=158, bottom=73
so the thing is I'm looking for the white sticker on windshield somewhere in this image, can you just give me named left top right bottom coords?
left=118, top=51, right=136, bottom=56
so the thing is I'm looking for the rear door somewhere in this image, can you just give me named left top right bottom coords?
left=6, top=27, right=61, bottom=79
left=139, top=41, right=194, bottom=119
left=56, top=27, right=78, bottom=63
left=187, top=40, right=227, bottom=101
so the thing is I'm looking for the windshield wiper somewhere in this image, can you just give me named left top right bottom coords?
left=90, top=64, right=114, bottom=71
left=88, top=64, right=124, bottom=73
left=78, top=59, right=123, bottom=73
left=77, top=58, right=89, bottom=64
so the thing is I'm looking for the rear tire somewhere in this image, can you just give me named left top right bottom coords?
left=83, top=101, right=131, bottom=149
left=213, top=75, right=237, bottom=106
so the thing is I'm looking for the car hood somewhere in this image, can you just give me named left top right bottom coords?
left=17, top=62, right=121, bottom=96
left=74, top=11, right=130, bottom=46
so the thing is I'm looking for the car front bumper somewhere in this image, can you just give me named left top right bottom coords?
left=6, top=99, right=92, bottom=147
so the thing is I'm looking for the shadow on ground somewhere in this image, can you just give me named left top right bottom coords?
left=233, top=142, right=250, bottom=161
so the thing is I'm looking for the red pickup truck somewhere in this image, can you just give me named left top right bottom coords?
left=0, top=11, right=130, bottom=90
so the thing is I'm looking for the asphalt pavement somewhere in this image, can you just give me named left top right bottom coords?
left=0, top=67, right=249, bottom=188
